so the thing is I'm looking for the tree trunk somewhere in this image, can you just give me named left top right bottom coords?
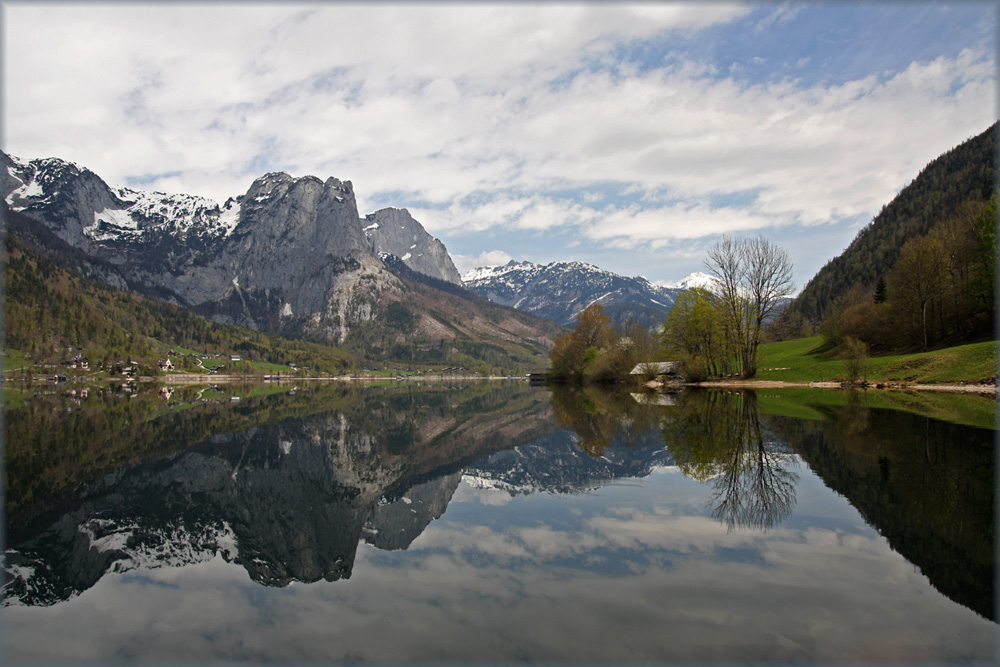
left=921, top=299, right=929, bottom=351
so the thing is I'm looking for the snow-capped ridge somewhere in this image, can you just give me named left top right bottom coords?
left=4, top=152, right=245, bottom=243
left=463, top=259, right=683, bottom=328
left=461, top=259, right=539, bottom=283
left=667, top=271, right=719, bottom=291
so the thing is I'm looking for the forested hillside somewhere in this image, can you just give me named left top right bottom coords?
left=788, top=122, right=996, bottom=325
left=4, top=232, right=359, bottom=374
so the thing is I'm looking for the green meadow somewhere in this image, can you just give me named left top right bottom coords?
left=756, top=336, right=997, bottom=385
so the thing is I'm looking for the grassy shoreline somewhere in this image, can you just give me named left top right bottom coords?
left=752, top=336, right=997, bottom=386
left=690, top=379, right=995, bottom=394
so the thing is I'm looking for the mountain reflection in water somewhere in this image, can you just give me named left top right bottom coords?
left=5, top=382, right=558, bottom=598
left=3, top=381, right=995, bottom=663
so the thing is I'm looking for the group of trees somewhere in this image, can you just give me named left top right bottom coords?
left=551, top=235, right=793, bottom=383
left=822, top=194, right=996, bottom=353
left=549, top=304, right=660, bottom=383
left=662, top=235, right=794, bottom=380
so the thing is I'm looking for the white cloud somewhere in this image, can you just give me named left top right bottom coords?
left=2, top=3, right=995, bottom=284
left=451, top=250, right=516, bottom=277
left=8, top=502, right=992, bottom=663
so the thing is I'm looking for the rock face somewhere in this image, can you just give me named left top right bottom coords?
left=362, top=472, right=463, bottom=551
left=362, top=207, right=462, bottom=285
left=1, top=153, right=405, bottom=342
left=463, top=260, right=683, bottom=328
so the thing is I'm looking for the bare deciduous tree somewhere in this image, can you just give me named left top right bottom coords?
left=705, top=235, right=794, bottom=377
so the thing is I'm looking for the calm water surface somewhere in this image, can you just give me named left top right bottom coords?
left=3, top=381, right=996, bottom=663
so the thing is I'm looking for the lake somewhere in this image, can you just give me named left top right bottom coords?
left=3, top=380, right=996, bottom=663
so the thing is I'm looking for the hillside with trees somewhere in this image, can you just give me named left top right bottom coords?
left=4, top=227, right=562, bottom=376
left=819, top=193, right=995, bottom=355
left=4, top=232, right=359, bottom=375
left=781, top=122, right=996, bottom=329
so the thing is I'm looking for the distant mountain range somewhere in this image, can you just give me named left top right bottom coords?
left=462, top=260, right=716, bottom=328
left=7, top=121, right=994, bottom=360
left=1, top=153, right=465, bottom=341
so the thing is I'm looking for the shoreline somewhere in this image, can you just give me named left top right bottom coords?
left=155, top=374, right=523, bottom=383
left=12, top=373, right=526, bottom=386
left=685, top=379, right=997, bottom=394
left=11, top=374, right=997, bottom=395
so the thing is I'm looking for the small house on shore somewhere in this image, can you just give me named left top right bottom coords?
left=630, top=362, right=680, bottom=377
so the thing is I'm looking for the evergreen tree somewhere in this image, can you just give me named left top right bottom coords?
left=874, top=275, right=887, bottom=304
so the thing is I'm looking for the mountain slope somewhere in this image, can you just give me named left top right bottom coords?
left=463, top=260, right=682, bottom=328
left=343, top=257, right=564, bottom=370
left=792, top=122, right=997, bottom=323
left=5, top=213, right=563, bottom=373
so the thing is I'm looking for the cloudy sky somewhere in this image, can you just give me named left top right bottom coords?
left=3, top=3, right=996, bottom=287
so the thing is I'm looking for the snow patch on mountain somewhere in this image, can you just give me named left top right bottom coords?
left=217, top=199, right=242, bottom=235
left=90, top=207, right=138, bottom=240
left=662, top=271, right=719, bottom=291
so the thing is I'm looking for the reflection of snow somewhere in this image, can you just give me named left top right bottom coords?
left=650, top=465, right=684, bottom=475
left=453, top=477, right=516, bottom=506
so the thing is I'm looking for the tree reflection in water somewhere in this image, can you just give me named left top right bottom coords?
left=550, top=385, right=665, bottom=457
left=552, top=386, right=798, bottom=532
left=663, top=390, right=798, bottom=532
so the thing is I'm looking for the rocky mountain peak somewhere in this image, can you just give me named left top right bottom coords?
left=362, top=207, right=462, bottom=285
left=2, top=153, right=401, bottom=342
left=2, top=153, right=128, bottom=252
left=0, top=150, right=566, bottom=348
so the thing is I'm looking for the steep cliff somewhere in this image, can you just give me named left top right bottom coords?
left=363, top=207, right=462, bottom=285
